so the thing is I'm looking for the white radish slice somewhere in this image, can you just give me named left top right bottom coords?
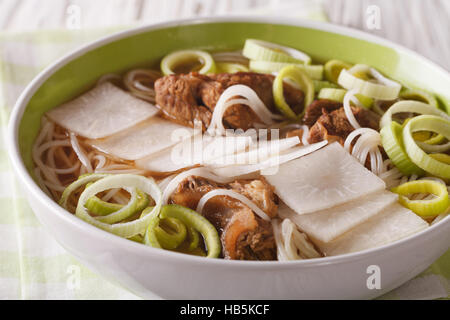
left=315, top=203, right=428, bottom=256
left=212, top=140, right=327, bottom=178
left=209, top=136, right=300, bottom=167
left=86, top=117, right=194, bottom=160
left=278, top=191, right=398, bottom=243
left=263, top=142, right=386, bottom=215
left=46, top=83, right=159, bottom=139
left=135, top=134, right=252, bottom=172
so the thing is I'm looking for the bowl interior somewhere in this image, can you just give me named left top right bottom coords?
left=17, top=20, right=450, bottom=178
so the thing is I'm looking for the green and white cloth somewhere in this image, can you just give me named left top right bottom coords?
left=0, top=14, right=449, bottom=300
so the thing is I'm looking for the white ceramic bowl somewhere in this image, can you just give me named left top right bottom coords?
left=7, top=17, right=450, bottom=299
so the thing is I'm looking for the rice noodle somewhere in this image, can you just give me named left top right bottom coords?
left=96, top=73, right=122, bottom=86
left=272, top=218, right=321, bottom=261
left=70, top=132, right=93, bottom=173
left=196, top=189, right=271, bottom=221
left=344, top=128, right=384, bottom=175
left=343, top=89, right=364, bottom=129
left=161, top=167, right=235, bottom=204
left=206, top=85, right=283, bottom=136
left=123, top=69, right=162, bottom=104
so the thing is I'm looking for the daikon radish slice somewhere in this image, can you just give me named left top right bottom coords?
left=87, top=117, right=194, bottom=160
left=315, top=203, right=428, bottom=256
left=46, top=83, right=159, bottom=139
left=135, top=134, right=252, bottom=172
left=278, top=191, right=398, bottom=243
left=263, top=142, right=386, bottom=214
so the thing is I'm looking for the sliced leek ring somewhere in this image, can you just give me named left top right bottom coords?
left=324, top=59, right=352, bottom=83
left=380, top=121, right=424, bottom=176
left=313, top=80, right=339, bottom=93
left=215, top=62, right=248, bottom=73
left=243, top=39, right=311, bottom=64
left=318, top=88, right=373, bottom=109
left=318, top=88, right=346, bottom=102
left=379, top=100, right=450, bottom=129
left=59, top=173, right=109, bottom=210
left=337, top=64, right=401, bottom=100
left=159, top=204, right=221, bottom=258
left=273, top=65, right=314, bottom=119
left=249, top=60, right=323, bottom=79
left=154, top=217, right=187, bottom=250
left=402, top=115, right=450, bottom=179
left=160, top=50, right=216, bottom=75
left=85, top=187, right=149, bottom=220
left=75, top=174, right=162, bottom=238
left=400, top=88, right=438, bottom=108
left=392, top=180, right=449, bottom=218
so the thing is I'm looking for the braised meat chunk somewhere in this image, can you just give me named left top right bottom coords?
left=155, top=72, right=304, bottom=130
left=170, top=176, right=278, bottom=260
left=302, top=99, right=343, bottom=127
left=308, top=106, right=380, bottom=145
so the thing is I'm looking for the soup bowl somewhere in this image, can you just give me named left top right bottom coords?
left=7, top=17, right=450, bottom=299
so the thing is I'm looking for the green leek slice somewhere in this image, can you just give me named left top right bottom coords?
left=85, top=185, right=149, bottom=218
left=215, top=62, right=248, bottom=73
left=313, top=80, right=339, bottom=93
left=75, top=174, right=162, bottom=238
left=59, top=173, right=109, bottom=210
left=318, top=88, right=346, bottom=102
left=273, top=65, right=314, bottom=119
left=392, top=180, right=449, bottom=218
left=243, top=39, right=311, bottom=64
left=400, top=89, right=438, bottom=108
left=249, top=60, right=323, bottom=79
left=160, top=50, right=216, bottom=75
left=402, top=115, right=450, bottom=179
left=154, top=217, right=187, bottom=250
left=159, top=204, right=221, bottom=258
left=324, top=59, right=352, bottom=84
left=317, top=88, right=373, bottom=109
left=379, top=100, right=450, bottom=129
left=338, top=64, right=401, bottom=100
left=380, top=121, right=424, bottom=176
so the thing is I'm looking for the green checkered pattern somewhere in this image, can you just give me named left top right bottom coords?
left=0, top=24, right=448, bottom=300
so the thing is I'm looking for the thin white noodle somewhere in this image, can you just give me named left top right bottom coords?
left=207, top=85, right=283, bottom=135
left=196, top=189, right=271, bottom=221
left=70, top=132, right=93, bottom=173
left=162, top=167, right=235, bottom=205
left=343, top=89, right=362, bottom=129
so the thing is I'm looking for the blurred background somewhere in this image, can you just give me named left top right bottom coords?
left=0, top=0, right=449, bottom=69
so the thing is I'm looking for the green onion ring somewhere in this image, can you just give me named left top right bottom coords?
left=392, top=180, right=449, bottom=218
left=75, top=174, right=162, bottom=238
left=85, top=187, right=150, bottom=221
left=160, top=50, right=216, bottom=75
left=324, top=59, right=352, bottom=84
left=380, top=121, right=424, bottom=176
left=154, top=217, right=187, bottom=250
left=402, top=115, right=450, bottom=179
left=159, top=204, right=221, bottom=258
left=273, top=65, right=314, bottom=119
left=380, top=100, right=450, bottom=129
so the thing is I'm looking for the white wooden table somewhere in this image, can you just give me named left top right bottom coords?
left=0, top=0, right=449, bottom=70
